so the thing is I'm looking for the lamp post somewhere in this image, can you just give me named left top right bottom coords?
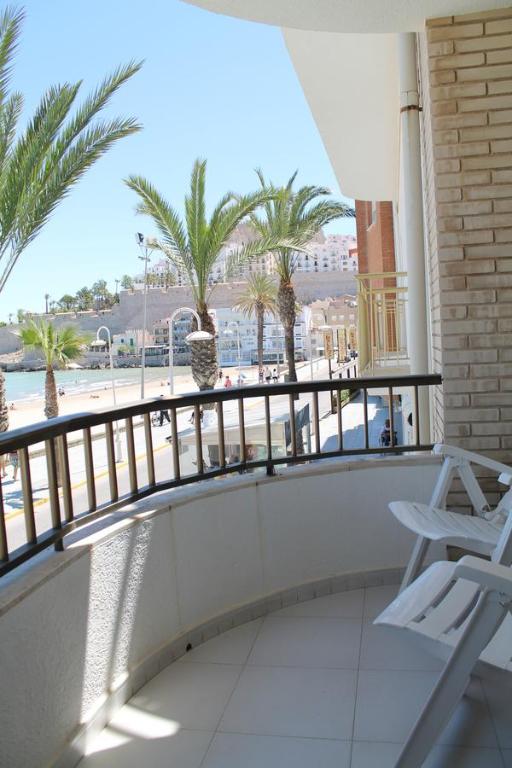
left=224, top=321, right=241, bottom=383
left=96, top=325, right=122, bottom=461
left=167, top=306, right=202, bottom=395
left=135, top=232, right=153, bottom=399
left=274, top=319, right=281, bottom=378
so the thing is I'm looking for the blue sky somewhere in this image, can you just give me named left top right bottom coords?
left=2, top=0, right=355, bottom=319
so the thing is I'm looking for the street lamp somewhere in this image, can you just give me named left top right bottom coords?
left=224, top=321, right=241, bottom=382
left=135, top=232, right=154, bottom=399
left=167, top=306, right=202, bottom=395
left=96, top=325, right=122, bottom=461
left=274, top=319, right=281, bottom=378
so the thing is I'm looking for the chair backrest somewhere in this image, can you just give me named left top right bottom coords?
left=432, top=444, right=512, bottom=564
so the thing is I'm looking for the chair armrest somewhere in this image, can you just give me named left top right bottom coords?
left=454, top=555, right=512, bottom=598
left=434, top=444, right=512, bottom=485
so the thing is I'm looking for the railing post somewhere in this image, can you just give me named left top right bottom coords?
left=171, top=407, right=180, bottom=480
left=125, top=416, right=138, bottom=494
left=45, top=438, right=63, bottom=551
left=217, top=401, right=226, bottom=469
left=143, top=413, right=156, bottom=487
left=363, top=388, right=370, bottom=450
left=19, top=448, right=36, bottom=545
left=105, top=422, right=118, bottom=502
left=58, top=434, right=73, bottom=523
left=83, top=427, right=96, bottom=513
left=0, top=475, right=7, bottom=563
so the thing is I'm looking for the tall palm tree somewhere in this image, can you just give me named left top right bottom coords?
left=20, top=320, right=88, bottom=418
left=0, top=7, right=141, bottom=430
left=250, top=171, right=355, bottom=381
left=125, top=159, right=281, bottom=392
left=234, top=273, right=277, bottom=372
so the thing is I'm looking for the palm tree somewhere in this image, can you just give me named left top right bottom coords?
left=0, top=8, right=141, bottom=431
left=20, top=320, right=88, bottom=419
left=250, top=171, right=355, bottom=381
left=125, top=159, right=281, bottom=392
left=234, top=273, right=277, bottom=372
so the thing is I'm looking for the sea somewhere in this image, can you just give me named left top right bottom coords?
left=4, top=367, right=192, bottom=404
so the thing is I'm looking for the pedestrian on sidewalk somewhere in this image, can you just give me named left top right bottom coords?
left=158, top=396, right=170, bottom=426
left=224, top=375, right=232, bottom=388
left=264, top=367, right=271, bottom=384
left=9, top=451, right=18, bottom=481
left=272, top=367, right=279, bottom=383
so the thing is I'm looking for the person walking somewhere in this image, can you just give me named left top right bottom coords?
left=272, top=367, right=279, bottom=383
left=158, top=395, right=170, bottom=426
left=264, top=367, right=271, bottom=384
left=9, top=451, right=18, bottom=481
left=224, top=375, right=232, bottom=388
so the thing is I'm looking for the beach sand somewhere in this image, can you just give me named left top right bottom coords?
left=6, top=366, right=261, bottom=430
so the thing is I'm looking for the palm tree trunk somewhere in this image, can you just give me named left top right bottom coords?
left=189, top=306, right=218, bottom=403
left=256, top=303, right=264, bottom=372
left=0, top=370, right=8, bottom=433
left=44, top=366, right=58, bottom=419
left=278, top=279, right=297, bottom=382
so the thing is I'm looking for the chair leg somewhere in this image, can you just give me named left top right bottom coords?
left=400, top=536, right=430, bottom=592
left=394, top=591, right=508, bottom=768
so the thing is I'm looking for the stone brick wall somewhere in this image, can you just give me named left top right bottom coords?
left=421, top=8, right=512, bottom=476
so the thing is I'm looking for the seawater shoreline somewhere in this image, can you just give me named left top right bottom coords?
left=4, top=366, right=187, bottom=404
left=4, top=365, right=255, bottom=430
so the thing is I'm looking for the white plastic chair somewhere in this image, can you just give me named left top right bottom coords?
left=375, top=508, right=512, bottom=767
left=394, top=444, right=512, bottom=592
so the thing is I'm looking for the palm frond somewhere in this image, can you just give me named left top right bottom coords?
left=0, top=7, right=23, bottom=105
left=0, top=90, right=22, bottom=170
left=0, top=14, right=142, bottom=295
left=233, top=273, right=277, bottom=318
left=125, top=175, right=188, bottom=257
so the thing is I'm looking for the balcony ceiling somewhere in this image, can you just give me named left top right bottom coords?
left=182, top=0, right=512, bottom=32
left=283, top=30, right=399, bottom=201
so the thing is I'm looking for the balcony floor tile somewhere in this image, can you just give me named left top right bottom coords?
left=351, top=742, right=505, bottom=768
left=79, top=585, right=512, bottom=768
left=130, top=661, right=242, bottom=731
left=82, top=726, right=213, bottom=768
left=246, top=616, right=362, bottom=669
left=202, top=733, right=351, bottom=768
left=219, top=665, right=358, bottom=740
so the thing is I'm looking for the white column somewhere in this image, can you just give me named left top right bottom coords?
left=399, top=32, right=430, bottom=441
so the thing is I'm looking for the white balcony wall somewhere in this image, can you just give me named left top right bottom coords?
left=0, top=457, right=440, bottom=768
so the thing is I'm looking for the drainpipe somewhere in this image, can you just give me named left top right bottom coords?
left=398, top=33, right=430, bottom=442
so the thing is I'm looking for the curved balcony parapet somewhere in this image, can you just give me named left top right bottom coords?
left=0, top=456, right=442, bottom=768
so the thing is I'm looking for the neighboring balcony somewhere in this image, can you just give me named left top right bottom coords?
left=356, top=272, right=409, bottom=376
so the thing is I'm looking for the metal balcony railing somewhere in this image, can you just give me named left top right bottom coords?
left=355, top=272, right=408, bottom=374
left=0, top=372, right=441, bottom=577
